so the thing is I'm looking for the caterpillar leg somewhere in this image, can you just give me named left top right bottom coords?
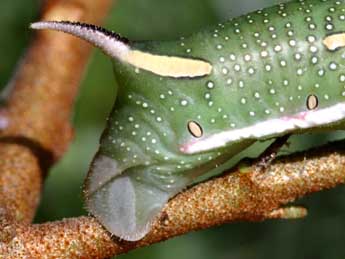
left=266, top=206, right=307, bottom=220
left=255, top=134, right=291, bottom=172
left=86, top=170, right=170, bottom=241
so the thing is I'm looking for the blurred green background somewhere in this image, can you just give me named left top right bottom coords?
left=1, top=1, right=345, bottom=258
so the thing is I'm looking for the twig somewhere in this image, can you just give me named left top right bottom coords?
left=0, top=0, right=112, bottom=257
left=2, top=141, right=345, bottom=258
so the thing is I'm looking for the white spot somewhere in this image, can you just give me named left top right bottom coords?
left=207, top=81, right=215, bottom=89
left=310, top=46, right=318, bottom=53
left=180, top=100, right=189, bottom=106
left=309, top=23, right=316, bottom=30
left=307, top=35, right=316, bottom=43
left=326, top=23, right=334, bottom=31
left=261, top=50, right=269, bottom=58
left=289, top=40, right=297, bottom=47
left=205, top=93, right=211, bottom=99
left=297, top=68, right=304, bottom=76
left=274, top=45, right=282, bottom=52
left=311, top=56, right=318, bottom=64
left=340, top=74, right=345, bottom=82
left=244, top=54, right=252, bottom=62
left=294, top=53, right=302, bottom=61
left=329, top=62, right=338, bottom=70
left=248, top=67, right=255, bottom=75
left=280, top=60, right=287, bottom=67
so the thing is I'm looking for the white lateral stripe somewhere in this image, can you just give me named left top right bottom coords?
left=124, top=50, right=213, bottom=78
left=182, top=103, right=345, bottom=154
left=323, top=33, right=345, bottom=51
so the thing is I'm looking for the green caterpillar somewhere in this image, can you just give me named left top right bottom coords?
left=31, top=0, right=345, bottom=241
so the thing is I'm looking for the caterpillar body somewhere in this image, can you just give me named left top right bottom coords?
left=31, top=0, right=345, bottom=241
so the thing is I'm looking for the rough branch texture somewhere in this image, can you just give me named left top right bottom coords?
left=1, top=142, right=345, bottom=258
left=0, top=1, right=344, bottom=259
left=0, top=0, right=112, bottom=257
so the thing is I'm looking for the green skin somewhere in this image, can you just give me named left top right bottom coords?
left=30, top=0, right=345, bottom=241
left=94, top=0, right=345, bottom=240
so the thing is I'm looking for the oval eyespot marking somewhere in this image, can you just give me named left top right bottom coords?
left=323, top=33, right=345, bottom=51
left=188, top=121, right=203, bottom=138
left=306, top=94, right=319, bottom=110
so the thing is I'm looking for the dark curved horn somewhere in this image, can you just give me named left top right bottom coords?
left=30, top=21, right=130, bottom=60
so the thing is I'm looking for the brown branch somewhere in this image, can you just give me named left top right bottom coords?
left=0, top=0, right=112, bottom=256
left=1, top=142, right=344, bottom=258
left=0, top=1, right=345, bottom=259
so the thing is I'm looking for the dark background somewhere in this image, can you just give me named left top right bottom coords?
left=1, top=1, right=345, bottom=258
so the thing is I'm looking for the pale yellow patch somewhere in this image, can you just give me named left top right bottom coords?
left=125, top=50, right=212, bottom=78
left=323, top=33, right=345, bottom=51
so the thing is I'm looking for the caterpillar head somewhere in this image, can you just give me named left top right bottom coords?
left=30, top=21, right=253, bottom=241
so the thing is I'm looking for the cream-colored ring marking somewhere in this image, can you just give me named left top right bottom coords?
left=188, top=121, right=203, bottom=138
left=306, top=94, right=319, bottom=111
